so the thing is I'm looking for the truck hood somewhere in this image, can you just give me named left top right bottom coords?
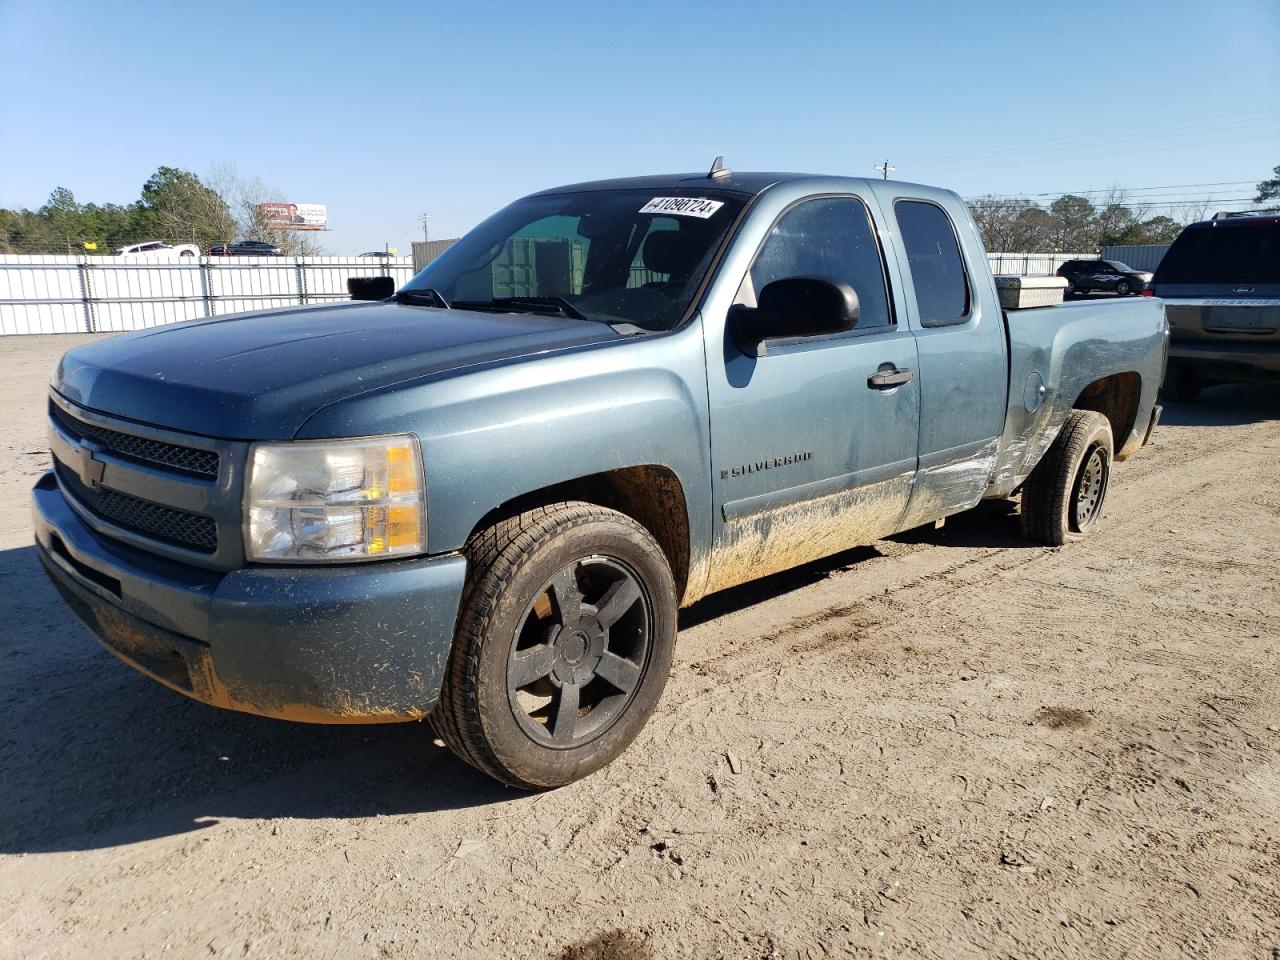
left=54, top=301, right=624, bottom=440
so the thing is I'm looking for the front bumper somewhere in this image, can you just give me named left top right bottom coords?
left=32, top=471, right=468, bottom=723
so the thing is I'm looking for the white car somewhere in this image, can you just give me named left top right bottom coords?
left=115, top=241, right=200, bottom=260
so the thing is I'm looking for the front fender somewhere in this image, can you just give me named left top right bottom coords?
left=296, top=322, right=714, bottom=596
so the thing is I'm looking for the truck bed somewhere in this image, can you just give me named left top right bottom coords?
left=987, top=296, right=1168, bottom=498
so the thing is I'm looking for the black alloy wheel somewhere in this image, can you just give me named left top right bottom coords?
left=433, top=502, right=678, bottom=789
left=507, top=556, right=652, bottom=748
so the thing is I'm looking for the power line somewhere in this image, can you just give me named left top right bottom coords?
left=969, top=180, right=1257, bottom=199
left=913, top=131, right=1280, bottom=178
left=888, top=110, right=1279, bottom=168
left=970, top=191, right=1258, bottom=206
left=894, top=109, right=1276, bottom=162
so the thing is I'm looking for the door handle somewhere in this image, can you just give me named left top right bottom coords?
left=867, top=367, right=913, bottom=389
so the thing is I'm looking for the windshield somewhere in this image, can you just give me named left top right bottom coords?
left=400, top=189, right=746, bottom=330
left=1156, top=222, right=1280, bottom=285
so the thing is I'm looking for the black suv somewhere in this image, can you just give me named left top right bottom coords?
left=1056, top=259, right=1153, bottom=297
left=1150, top=212, right=1280, bottom=400
left=209, top=240, right=284, bottom=256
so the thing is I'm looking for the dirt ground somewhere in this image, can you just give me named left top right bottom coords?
left=1, top=333, right=1277, bottom=960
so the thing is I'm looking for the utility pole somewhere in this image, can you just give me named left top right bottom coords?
left=875, top=160, right=895, bottom=181
left=419, top=212, right=430, bottom=243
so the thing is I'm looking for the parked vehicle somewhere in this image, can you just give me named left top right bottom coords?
left=1149, top=212, right=1280, bottom=400
left=1056, top=259, right=1153, bottom=297
left=34, top=170, right=1167, bottom=789
left=116, top=241, right=200, bottom=259
left=209, top=240, right=284, bottom=256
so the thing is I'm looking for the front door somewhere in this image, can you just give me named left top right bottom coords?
left=703, top=195, right=920, bottom=595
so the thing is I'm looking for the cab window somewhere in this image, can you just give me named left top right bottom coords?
left=744, top=196, right=892, bottom=332
left=894, top=200, right=971, bottom=326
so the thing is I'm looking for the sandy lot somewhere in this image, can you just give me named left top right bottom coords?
left=1, top=333, right=1277, bottom=960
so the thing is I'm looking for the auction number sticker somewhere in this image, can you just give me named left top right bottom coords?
left=639, top=197, right=725, bottom=219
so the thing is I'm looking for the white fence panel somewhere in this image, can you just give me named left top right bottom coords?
left=1, top=300, right=85, bottom=336
left=304, top=257, right=415, bottom=303
left=0, top=255, right=415, bottom=334
left=986, top=252, right=1094, bottom=276
left=0, top=251, right=1099, bottom=335
left=0, top=256, right=88, bottom=334
left=95, top=299, right=207, bottom=332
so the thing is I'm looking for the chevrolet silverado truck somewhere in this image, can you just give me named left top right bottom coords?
left=33, top=169, right=1167, bottom=789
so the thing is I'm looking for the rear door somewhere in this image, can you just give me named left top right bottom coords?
left=703, top=193, right=920, bottom=594
left=872, top=190, right=1008, bottom=528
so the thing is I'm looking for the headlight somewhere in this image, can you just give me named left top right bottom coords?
left=246, top=435, right=426, bottom=562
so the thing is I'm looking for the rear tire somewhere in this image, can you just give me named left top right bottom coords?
left=433, top=502, right=677, bottom=790
left=1163, top=363, right=1201, bottom=402
left=1020, top=410, right=1113, bottom=546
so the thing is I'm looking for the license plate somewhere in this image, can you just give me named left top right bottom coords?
left=1202, top=306, right=1280, bottom=333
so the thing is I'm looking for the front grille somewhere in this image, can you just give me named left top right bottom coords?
left=50, top=402, right=220, bottom=479
left=56, top=462, right=218, bottom=554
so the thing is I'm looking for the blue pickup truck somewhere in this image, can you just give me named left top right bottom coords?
left=33, top=169, right=1167, bottom=788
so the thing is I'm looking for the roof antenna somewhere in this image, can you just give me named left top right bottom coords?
left=707, top=155, right=731, bottom=180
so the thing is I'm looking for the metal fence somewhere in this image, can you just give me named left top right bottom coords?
left=1, top=249, right=1088, bottom=337
left=411, top=239, right=458, bottom=273
left=0, top=255, right=416, bottom=335
left=986, top=252, right=1094, bottom=277
left=1099, top=244, right=1171, bottom=273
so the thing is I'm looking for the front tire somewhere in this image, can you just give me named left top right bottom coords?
left=1115, top=278, right=1133, bottom=297
left=433, top=502, right=677, bottom=789
left=1020, top=410, right=1114, bottom=546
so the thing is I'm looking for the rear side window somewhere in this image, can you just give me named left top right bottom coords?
left=894, top=200, right=970, bottom=326
left=1156, top=223, right=1280, bottom=284
left=747, top=196, right=892, bottom=331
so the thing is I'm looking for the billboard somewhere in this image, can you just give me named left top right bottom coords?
left=258, top=202, right=327, bottom=231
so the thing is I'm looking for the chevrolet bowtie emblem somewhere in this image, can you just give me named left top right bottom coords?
left=77, top=439, right=107, bottom=488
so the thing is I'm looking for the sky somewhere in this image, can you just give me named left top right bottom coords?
left=1, top=0, right=1277, bottom=254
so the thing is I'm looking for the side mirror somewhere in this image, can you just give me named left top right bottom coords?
left=731, top=276, right=859, bottom=356
left=348, top=276, right=395, bottom=301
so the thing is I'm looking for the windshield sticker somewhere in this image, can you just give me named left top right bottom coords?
left=639, top=197, right=725, bottom=219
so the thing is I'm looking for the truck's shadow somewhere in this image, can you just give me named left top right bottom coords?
left=679, top=544, right=884, bottom=629
left=1, top=496, right=1032, bottom=853
left=1159, top=383, right=1280, bottom=427
left=0, top=545, right=511, bottom=855
left=889, top=498, right=1029, bottom=550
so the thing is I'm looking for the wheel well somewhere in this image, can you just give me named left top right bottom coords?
left=466, top=466, right=691, bottom=600
left=1074, top=372, right=1141, bottom=458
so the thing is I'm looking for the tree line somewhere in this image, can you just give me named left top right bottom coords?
left=967, top=190, right=1188, bottom=255
left=0, top=164, right=320, bottom=255
left=969, top=167, right=1280, bottom=254
left=9, top=163, right=1276, bottom=258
